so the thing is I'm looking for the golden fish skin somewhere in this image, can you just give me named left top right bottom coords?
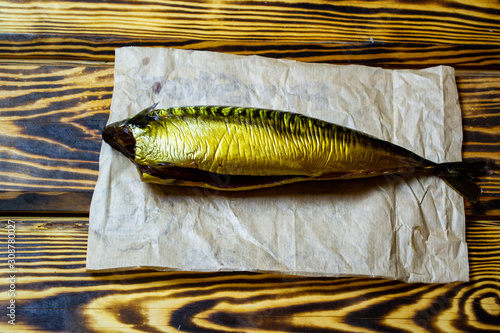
left=103, top=105, right=498, bottom=202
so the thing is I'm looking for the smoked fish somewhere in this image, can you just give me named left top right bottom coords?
left=103, top=104, right=497, bottom=202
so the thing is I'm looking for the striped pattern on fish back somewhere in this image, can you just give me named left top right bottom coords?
left=132, top=106, right=406, bottom=177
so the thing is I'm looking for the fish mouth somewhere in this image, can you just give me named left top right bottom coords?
left=102, top=122, right=136, bottom=160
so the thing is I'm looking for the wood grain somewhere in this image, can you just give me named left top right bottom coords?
left=457, top=71, right=500, bottom=199
left=0, top=217, right=498, bottom=332
left=1, top=0, right=500, bottom=68
left=2, top=37, right=500, bottom=69
left=0, top=61, right=113, bottom=195
left=1, top=0, right=500, bottom=43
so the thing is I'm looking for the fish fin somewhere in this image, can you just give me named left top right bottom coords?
left=433, top=160, right=499, bottom=203
left=133, top=103, right=158, bottom=117
left=127, top=103, right=160, bottom=127
left=146, top=102, right=159, bottom=113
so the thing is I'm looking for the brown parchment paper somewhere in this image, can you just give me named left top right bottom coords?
left=87, top=47, right=468, bottom=283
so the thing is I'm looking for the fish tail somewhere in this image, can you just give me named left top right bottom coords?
left=432, top=160, right=499, bottom=203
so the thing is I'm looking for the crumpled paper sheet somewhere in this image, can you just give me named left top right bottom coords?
left=87, top=47, right=469, bottom=283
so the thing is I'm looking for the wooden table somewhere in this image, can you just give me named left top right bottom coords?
left=1, top=1, right=499, bottom=332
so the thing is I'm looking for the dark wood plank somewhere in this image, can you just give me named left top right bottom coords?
left=2, top=36, right=500, bottom=69
left=0, top=217, right=498, bottom=332
left=0, top=191, right=93, bottom=213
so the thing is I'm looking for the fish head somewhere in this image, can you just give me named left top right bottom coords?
left=102, top=103, right=159, bottom=160
left=102, top=119, right=136, bottom=160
